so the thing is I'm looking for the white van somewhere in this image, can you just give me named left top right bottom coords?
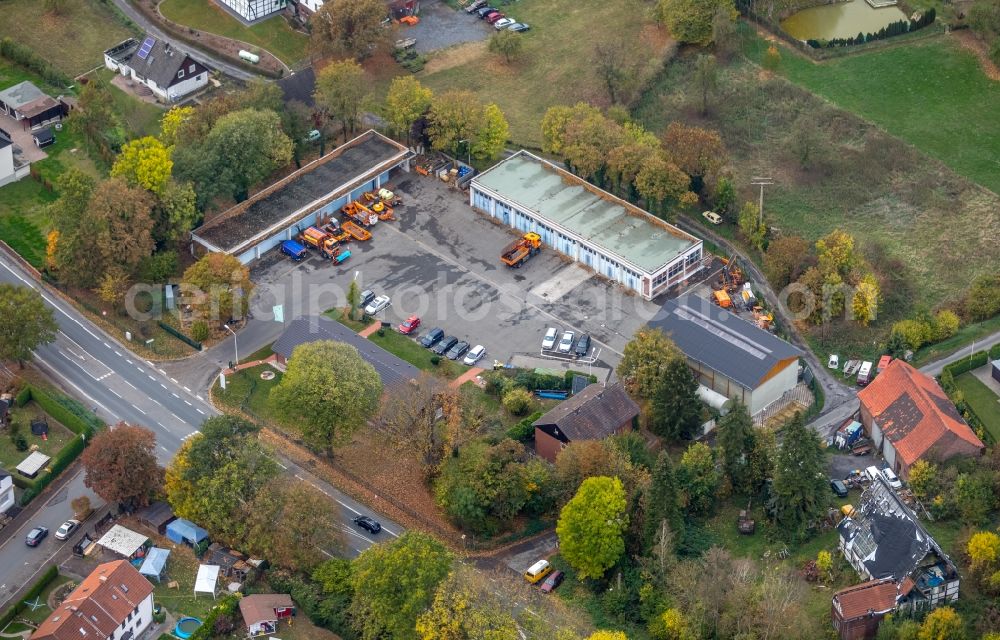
left=524, top=559, right=553, bottom=584
left=857, top=361, right=873, bottom=386
left=865, top=465, right=882, bottom=483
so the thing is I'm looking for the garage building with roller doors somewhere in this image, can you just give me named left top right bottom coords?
left=190, top=130, right=410, bottom=264
left=469, top=151, right=704, bottom=300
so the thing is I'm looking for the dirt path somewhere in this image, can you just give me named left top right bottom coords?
left=951, top=30, right=1000, bottom=81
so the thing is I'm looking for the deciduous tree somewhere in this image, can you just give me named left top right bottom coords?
left=198, top=109, right=293, bottom=202
left=747, top=427, right=775, bottom=492
left=650, top=608, right=694, bottom=640
left=816, top=229, right=861, bottom=280
left=764, top=235, right=809, bottom=288
left=851, top=272, right=880, bottom=326
left=593, top=37, right=642, bottom=105
left=489, top=30, right=524, bottom=64
left=471, top=103, right=509, bottom=161
left=965, top=273, right=1000, bottom=321
left=643, top=452, right=683, bottom=550
left=315, top=60, right=368, bottom=143
left=540, top=103, right=602, bottom=156
left=932, top=309, right=960, bottom=341
left=789, top=111, right=822, bottom=170
left=81, top=423, right=162, bottom=508
left=248, top=478, right=345, bottom=572
left=351, top=532, right=453, bottom=640
left=657, top=0, right=734, bottom=44
left=311, top=0, right=388, bottom=58
left=617, top=328, right=684, bottom=400
left=663, top=122, right=726, bottom=186
left=160, top=106, right=194, bottom=147
left=428, top=90, right=483, bottom=156
left=181, top=252, right=253, bottom=326
left=88, top=178, right=156, bottom=275
left=270, top=340, right=382, bottom=454
left=649, top=358, right=702, bottom=441
left=111, top=136, right=173, bottom=195
left=907, top=459, right=937, bottom=500
left=917, top=607, right=964, bottom=640
left=0, top=284, right=57, bottom=368
left=385, top=76, right=433, bottom=144
left=416, top=567, right=520, bottom=640
left=155, top=180, right=199, bottom=242
left=634, top=151, right=691, bottom=214
left=95, top=266, right=131, bottom=311
left=967, top=531, right=1000, bottom=571
left=557, top=476, right=628, bottom=579
left=678, top=442, right=719, bottom=514
left=712, top=4, right=738, bottom=60
left=770, top=413, right=827, bottom=539
left=738, top=201, right=766, bottom=250
left=71, top=78, right=124, bottom=162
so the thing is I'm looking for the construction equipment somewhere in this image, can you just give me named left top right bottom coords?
left=719, top=256, right=744, bottom=294
left=342, top=220, right=371, bottom=241
left=751, top=306, right=773, bottom=330
left=501, top=232, right=542, bottom=268
left=370, top=200, right=395, bottom=221
left=300, top=225, right=351, bottom=262
left=713, top=289, right=732, bottom=308
left=342, top=201, right=379, bottom=227
left=378, top=187, right=402, bottom=206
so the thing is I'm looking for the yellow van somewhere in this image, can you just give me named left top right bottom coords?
left=524, top=559, right=553, bottom=584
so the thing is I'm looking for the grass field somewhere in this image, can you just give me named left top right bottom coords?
left=0, top=401, right=76, bottom=470
left=367, top=329, right=468, bottom=378
left=749, top=35, right=1000, bottom=196
left=420, top=0, right=672, bottom=147
left=955, top=372, right=1000, bottom=442
left=0, top=0, right=136, bottom=77
left=159, top=0, right=309, bottom=65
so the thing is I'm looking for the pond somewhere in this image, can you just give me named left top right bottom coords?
left=781, top=0, right=908, bottom=41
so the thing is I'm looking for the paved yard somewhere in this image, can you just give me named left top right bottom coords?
left=406, top=0, right=493, bottom=53
left=0, top=113, right=48, bottom=163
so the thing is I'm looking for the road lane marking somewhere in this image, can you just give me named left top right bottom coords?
left=160, top=445, right=169, bottom=452
left=122, top=380, right=137, bottom=390
left=147, top=374, right=155, bottom=381
left=130, top=404, right=146, bottom=415
left=114, top=351, right=122, bottom=356
left=171, top=378, right=178, bottom=384
left=276, top=462, right=288, bottom=470
left=160, top=383, right=167, bottom=389
left=183, top=386, right=191, bottom=392
left=184, top=400, right=192, bottom=406
left=171, top=392, right=180, bottom=398
left=109, top=389, right=122, bottom=398
left=126, top=359, right=133, bottom=365
left=33, top=355, right=120, bottom=422
left=196, top=408, right=205, bottom=415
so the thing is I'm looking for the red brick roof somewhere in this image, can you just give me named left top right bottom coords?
left=32, top=561, right=153, bottom=640
left=833, top=579, right=898, bottom=620
left=858, top=360, right=984, bottom=467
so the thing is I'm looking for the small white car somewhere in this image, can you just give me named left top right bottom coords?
left=882, top=468, right=903, bottom=490
left=464, top=344, right=486, bottom=365
left=703, top=211, right=723, bottom=225
left=364, top=295, right=391, bottom=315
left=55, top=519, right=80, bottom=541
left=828, top=354, right=839, bottom=370
left=494, top=17, right=516, bottom=29
left=542, top=327, right=558, bottom=350
left=558, top=330, right=575, bottom=354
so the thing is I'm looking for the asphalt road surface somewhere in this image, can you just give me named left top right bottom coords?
left=0, top=252, right=401, bottom=609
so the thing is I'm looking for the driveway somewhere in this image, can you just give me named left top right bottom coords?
left=406, top=0, right=493, bottom=53
left=0, top=113, right=47, bottom=163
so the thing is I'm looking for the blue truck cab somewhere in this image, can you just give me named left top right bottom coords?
left=281, top=239, right=308, bottom=261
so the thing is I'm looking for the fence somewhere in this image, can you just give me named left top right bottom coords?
left=158, top=321, right=202, bottom=351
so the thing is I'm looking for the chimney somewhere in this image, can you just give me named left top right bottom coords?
left=99, top=576, right=108, bottom=582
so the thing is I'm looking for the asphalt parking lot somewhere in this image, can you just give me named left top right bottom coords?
left=406, top=0, right=493, bottom=53
left=245, top=171, right=660, bottom=372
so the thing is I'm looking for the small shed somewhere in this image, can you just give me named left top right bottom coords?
left=139, top=547, right=171, bottom=582
left=194, top=564, right=221, bottom=599
left=32, top=128, right=54, bottom=148
left=166, top=518, right=209, bottom=546
left=15, top=451, right=51, bottom=479
left=239, top=593, right=295, bottom=636
left=137, top=501, right=176, bottom=535
left=992, top=359, right=1000, bottom=384
left=96, top=524, right=150, bottom=560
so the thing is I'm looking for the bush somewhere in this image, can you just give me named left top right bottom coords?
left=13, top=432, right=28, bottom=451
left=430, top=355, right=441, bottom=366
left=188, top=595, right=241, bottom=640
left=933, top=309, right=960, bottom=341
left=506, top=410, right=543, bottom=442
left=891, top=318, right=933, bottom=351
left=943, top=350, right=990, bottom=378
left=138, top=251, right=179, bottom=283
left=190, top=320, right=209, bottom=343
left=0, top=38, right=72, bottom=88
left=502, top=387, right=533, bottom=416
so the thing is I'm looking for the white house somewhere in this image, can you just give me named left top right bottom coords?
left=104, top=36, right=209, bottom=103
left=217, top=0, right=287, bottom=21
left=0, top=468, right=14, bottom=514
left=31, top=560, right=155, bottom=640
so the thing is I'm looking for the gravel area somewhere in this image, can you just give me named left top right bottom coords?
left=405, top=0, right=493, bottom=53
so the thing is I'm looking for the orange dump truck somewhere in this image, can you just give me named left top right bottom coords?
left=500, top=233, right=542, bottom=268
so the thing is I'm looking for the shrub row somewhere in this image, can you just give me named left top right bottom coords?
left=505, top=410, right=544, bottom=442
left=0, top=565, right=59, bottom=630
left=0, top=38, right=72, bottom=88
left=805, top=8, right=935, bottom=49
left=942, top=350, right=990, bottom=379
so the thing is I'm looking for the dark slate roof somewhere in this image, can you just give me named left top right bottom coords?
left=277, top=67, right=315, bottom=106
left=0, top=467, right=10, bottom=479
left=105, top=36, right=204, bottom=91
left=33, top=128, right=53, bottom=144
left=136, top=501, right=175, bottom=527
left=647, top=294, right=802, bottom=389
left=192, top=131, right=409, bottom=254
left=533, top=383, right=639, bottom=442
left=272, top=315, right=420, bottom=389
left=0, top=131, right=10, bottom=150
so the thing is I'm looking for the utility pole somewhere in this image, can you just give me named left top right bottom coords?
left=750, top=176, right=774, bottom=226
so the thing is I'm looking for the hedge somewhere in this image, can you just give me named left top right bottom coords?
left=506, top=410, right=544, bottom=442
left=14, top=385, right=31, bottom=407
left=990, top=343, right=1000, bottom=361
left=188, top=594, right=241, bottom=640
left=942, top=350, right=990, bottom=378
left=0, top=39, right=71, bottom=88
left=0, top=565, right=59, bottom=629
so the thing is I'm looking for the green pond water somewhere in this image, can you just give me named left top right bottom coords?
left=781, top=0, right=908, bottom=41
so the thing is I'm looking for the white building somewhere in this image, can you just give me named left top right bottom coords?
left=32, top=560, right=155, bottom=640
left=218, top=0, right=287, bottom=21
left=104, top=36, right=209, bottom=103
left=469, top=151, right=705, bottom=300
left=0, top=131, right=29, bottom=188
left=0, top=468, right=14, bottom=514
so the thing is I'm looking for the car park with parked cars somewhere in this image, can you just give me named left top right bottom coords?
left=464, top=344, right=486, bottom=365
left=421, top=327, right=445, bottom=348
left=540, top=570, right=565, bottom=593
left=574, top=334, right=591, bottom=358
left=398, top=315, right=421, bottom=335
left=494, top=17, right=516, bottom=29
left=558, top=330, right=575, bottom=354
left=882, top=468, right=903, bottom=490
left=542, top=327, right=558, bottom=350
left=359, top=289, right=376, bottom=309
left=507, top=22, right=530, bottom=32
left=432, top=336, right=459, bottom=356
left=486, top=11, right=506, bottom=23
left=352, top=515, right=382, bottom=534
left=476, top=6, right=497, bottom=17
left=364, top=295, right=391, bottom=315
left=447, top=340, right=470, bottom=360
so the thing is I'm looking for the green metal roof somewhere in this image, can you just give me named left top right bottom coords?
left=473, top=152, right=699, bottom=274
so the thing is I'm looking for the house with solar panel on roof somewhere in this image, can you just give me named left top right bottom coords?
left=103, top=36, right=209, bottom=103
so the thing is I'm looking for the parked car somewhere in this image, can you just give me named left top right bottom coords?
left=524, top=559, right=553, bottom=584
left=25, top=526, right=48, bottom=547
left=702, top=211, right=723, bottom=225
left=398, top=315, right=421, bottom=335
left=507, top=22, right=531, bottom=32
left=421, top=327, right=445, bottom=348
left=828, top=354, right=839, bottom=370
left=465, top=0, right=488, bottom=11
left=494, top=17, right=516, bottom=29
left=476, top=6, right=497, bottom=16
left=830, top=479, right=849, bottom=498
left=486, top=11, right=506, bottom=23
left=558, top=330, right=575, bottom=353
left=447, top=340, right=470, bottom=360
left=305, top=129, right=321, bottom=142
left=882, top=468, right=903, bottom=490
left=364, top=295, right=391, bottom=315
left=464, top=344, right=486, bottom=365
left=54, top=519, right=80, bottom=541
left=574, top=334, right=591, bottom=358
left=432, top=336, right=458, bottom=356
left=359, top=289, right=376, bottom=308
left=542, top=327, right=558, bottom=350
left=540, top=570, right=565, bottom=593
left=353, top=515, right=381, bottom=534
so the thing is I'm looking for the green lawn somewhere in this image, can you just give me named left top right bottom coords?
left=159, top=0, right=309, bottom=65
left=954, top=372, right=1000, bottom=442
left=0, top=575, right=75, bottom=634
left=367, top=328, right=468, bottom=378
left=324, top=306, right=374, bottom=333
left=214, top=366, right=284, bottom=423
left=0, top=0, right=136, bottom=76
left=97, top=69, right=166, bottom=139
left=150, top=544, right=220, bottom=621
left=750, top=34, right=1000, bottom=196
left=0, top=401, right=77, bottom=471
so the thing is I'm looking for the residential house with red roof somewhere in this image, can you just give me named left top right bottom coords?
left=32, top=561, right=154, bottom=640
left=857, top=359, right=983, bottom=479
left=831, top=579, right=899, bottom=640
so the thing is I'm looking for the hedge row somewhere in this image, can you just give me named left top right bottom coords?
left=0, top=38, right=71, bottom=88
left=506, top=410, right=544, bottom=442
left=942, top=350, right=990, bottom=378
left=0, top=565, right=59, bottom=630
left=188, top=594, right=241, bottom=640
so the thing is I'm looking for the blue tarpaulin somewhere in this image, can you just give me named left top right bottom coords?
left=139, top=547, right=171, bottom=582
left=166, top=518, right=209, bottom=545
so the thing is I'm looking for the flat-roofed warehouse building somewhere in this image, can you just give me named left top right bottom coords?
left=469, top=151, right=704, bottom=300
left=191, top=130, right=410, bottom=264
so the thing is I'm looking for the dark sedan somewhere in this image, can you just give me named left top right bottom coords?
left=420, top=327, right=445, bottom=348
left=830, top=479, right=849, bottom=498
left=574, top=334, right=591, bottom=358
left=431, top=336, right=458, bottom=356
left=25, top=526, right=49, bottom=547
left=446, top=340, right=470, bottom=360
left=352, top=516, right=382, bottom=534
